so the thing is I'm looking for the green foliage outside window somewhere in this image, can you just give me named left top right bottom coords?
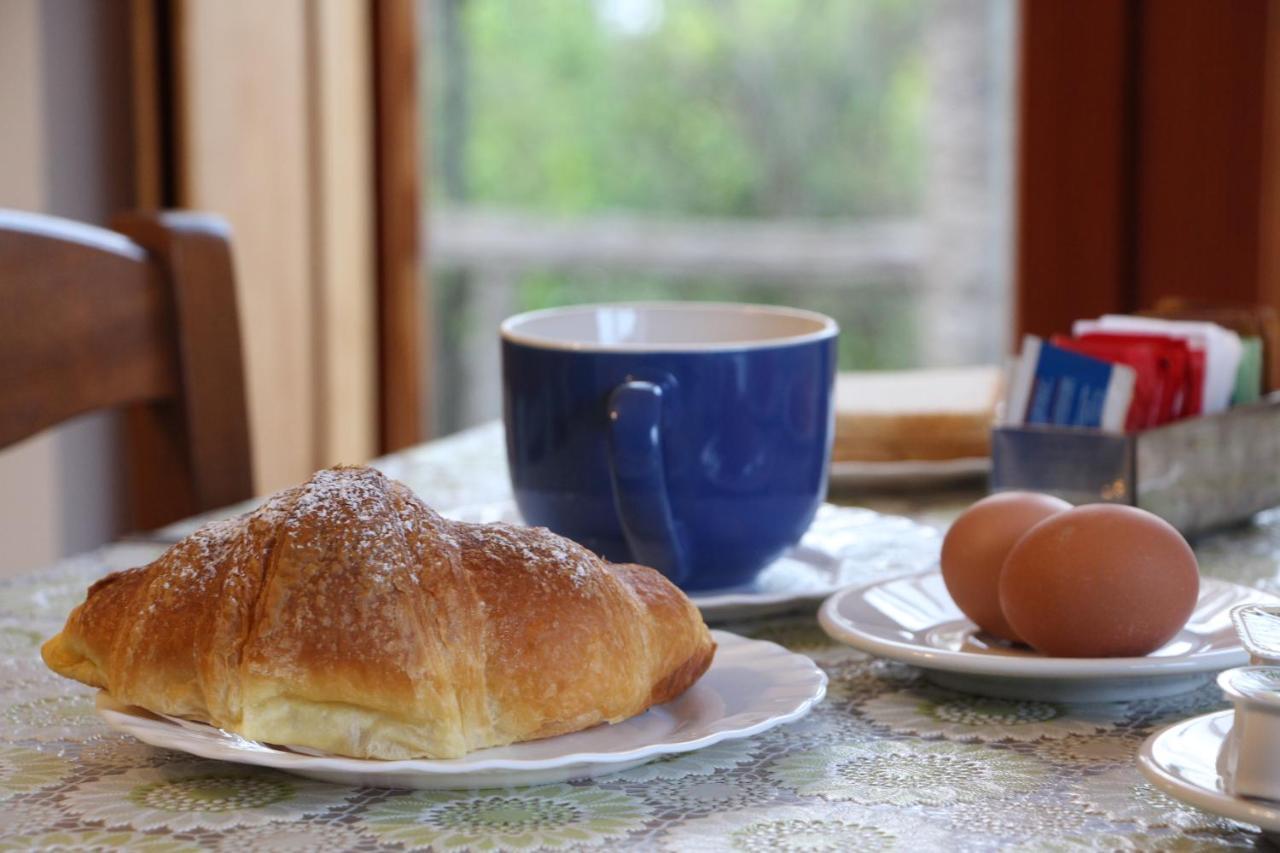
left=428, top=0, right=925, bottom=217
left=424, top=0, right=935, bottom=430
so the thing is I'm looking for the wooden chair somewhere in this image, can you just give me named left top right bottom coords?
left=0, top=209, right=254, bottom=530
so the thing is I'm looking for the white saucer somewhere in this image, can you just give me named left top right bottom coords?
left=95, top=630, right=826, bottom=789
left=442, top=501, right=940, bottom=622
left=1140, top=710, right=1280, bottom=840
left=829, top=456, right=989, bottom=491
left=818, top=570, right=1279, bottom=702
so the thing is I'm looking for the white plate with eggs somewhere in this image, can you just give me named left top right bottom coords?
left=819, top=570, right=1278, bottom=702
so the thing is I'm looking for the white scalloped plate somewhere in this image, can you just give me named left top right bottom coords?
left=95, top=630, right=826, bottom=789
left=819, top=570, right=1279, bottom=702
left=442, top=501, right=941, bottom=622
left=1139, top=710, right=1280, bottom=840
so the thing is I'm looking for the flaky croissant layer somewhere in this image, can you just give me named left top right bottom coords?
left=42, top=466, right=715, bottom=759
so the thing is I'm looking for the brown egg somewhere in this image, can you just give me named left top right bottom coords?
left=940, top=491, right=1072, bottom=643
left=999, top=504, right=1200, bottom=657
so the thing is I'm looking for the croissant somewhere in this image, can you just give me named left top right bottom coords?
left=41, top=466, right=715, bottom=759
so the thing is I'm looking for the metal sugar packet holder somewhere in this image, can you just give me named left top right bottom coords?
left=991, top=392, right=1280, bottom=536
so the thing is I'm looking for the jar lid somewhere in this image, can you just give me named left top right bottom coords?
left=1231, top=604, right=1280, bottom=663
left=1218, top=665, right=1280, bottom=708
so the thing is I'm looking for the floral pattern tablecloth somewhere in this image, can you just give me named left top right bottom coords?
left=3, top=423, right=1278, bottom=851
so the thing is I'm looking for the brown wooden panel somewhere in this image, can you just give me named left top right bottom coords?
left=0, top=211, right=177, bottom=448
left=1255, top=2, right=1280, bottom=310
left=1014, top=0, right=1136, bottom=341
left=373, top=0, right=427, bottom=450
left=1134, top=0, right=1272, bottom=308
left=1017, top=0, right=1280, bottom=341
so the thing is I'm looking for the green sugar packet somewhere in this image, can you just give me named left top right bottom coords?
left=1233, top=336, right=1263, bottom=406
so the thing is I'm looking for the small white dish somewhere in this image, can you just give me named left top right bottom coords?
left=828, top=456, right=989, bottom=491
left=443, top=501, right=941, bottom=622
left=818, top=570, right=1279, bottom=702
left=1140, top=709, right=1280, bottom=841
left=1216, top=667, right=1280, bottom=800
left=95, top=630, right=826, bottom=789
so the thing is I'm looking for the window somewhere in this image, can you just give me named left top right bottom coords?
left=420, top=0, right=1017, bottom=434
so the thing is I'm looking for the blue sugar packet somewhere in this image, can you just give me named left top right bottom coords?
left=1007, top=336, right=1136, bottom=432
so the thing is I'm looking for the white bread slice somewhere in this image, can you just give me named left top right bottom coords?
left=833, top=366, right=1001, bottom=462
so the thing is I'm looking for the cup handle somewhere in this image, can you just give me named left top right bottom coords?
left=606, top=380, right=689, bottom=585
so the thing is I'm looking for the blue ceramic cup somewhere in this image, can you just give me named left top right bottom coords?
left=501, top=302, right=838, bottom=591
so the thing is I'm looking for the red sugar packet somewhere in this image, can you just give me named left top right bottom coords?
left=1073, top=333, right=1200, bottom=421
left=1053, top=333, right=1197, bottom=427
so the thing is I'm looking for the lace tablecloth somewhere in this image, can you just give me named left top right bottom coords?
left=2, top=423, right=1276, bottom=851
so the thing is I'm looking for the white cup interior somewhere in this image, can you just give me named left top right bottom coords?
left=501, top=302, right=837, bottom=352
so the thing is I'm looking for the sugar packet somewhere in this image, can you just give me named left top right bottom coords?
left=1005, top=335, right=1136, bottom=432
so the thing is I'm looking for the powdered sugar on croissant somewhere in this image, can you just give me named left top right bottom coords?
left=42, top=466, right=716, bottom=759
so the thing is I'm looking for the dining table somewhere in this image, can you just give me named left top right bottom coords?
left=2, top=421, right=1276, bottom=851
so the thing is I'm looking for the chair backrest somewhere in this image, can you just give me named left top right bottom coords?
left=0, top=209, right=254, bottom=529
